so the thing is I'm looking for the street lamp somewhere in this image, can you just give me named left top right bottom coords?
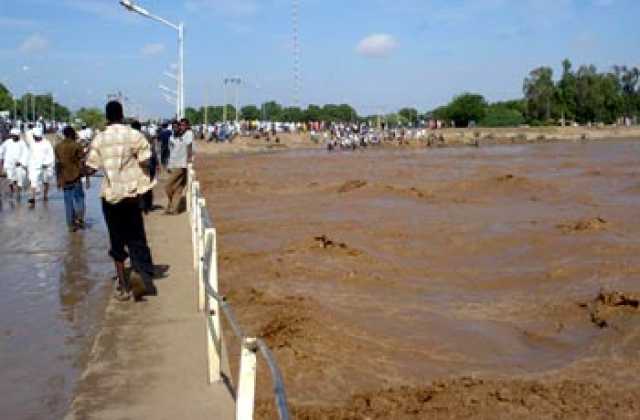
left=223, top=76, right=242, bottom=123
left=119, top=0, right=185, bottom=118
left=162, top=69, right=180, bottom=117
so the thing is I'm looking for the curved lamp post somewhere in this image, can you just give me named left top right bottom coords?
left=119, top=0, right=185, bottom=118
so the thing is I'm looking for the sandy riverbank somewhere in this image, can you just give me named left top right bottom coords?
left=192, top=126, right=640, bottom=157
left=198, top=139, right=640, bottom=419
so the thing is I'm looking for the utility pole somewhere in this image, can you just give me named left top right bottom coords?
left=51, top=93, right=55, bottom=122
left=204, top=85, right=208, bottom=128
left=235, top=80, right=240, bottom=123
left=223, top=80, right=227, bottom=122
left=223, top=77, right=242, bottom=123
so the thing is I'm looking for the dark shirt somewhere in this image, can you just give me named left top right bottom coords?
left=55, top=139, right=84, bottom=185
left=158, top=128, right=171, bottom=150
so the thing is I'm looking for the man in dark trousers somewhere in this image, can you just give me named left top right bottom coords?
left=86, top=101, right=156, bottom=301
left=158, top=122, right=172, bottom=170
left=55, top=126, right=87, bottom=231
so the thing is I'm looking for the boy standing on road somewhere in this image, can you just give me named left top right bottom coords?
left=86, top=101, right=156, bottom=301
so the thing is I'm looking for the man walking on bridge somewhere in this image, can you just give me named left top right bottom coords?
left=86, top=101, right=156, bottom=301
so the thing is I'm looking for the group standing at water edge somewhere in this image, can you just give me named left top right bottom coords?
left=0, top=100, right=194, bottom=302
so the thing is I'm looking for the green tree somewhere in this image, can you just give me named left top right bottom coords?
left=523, top=66, right=556, bottom=122
left=202, top=106, right=225, bottom=122
left=398, top=108, right=419, bottom=126
left=427, top=105, right=450, bottom=121
left=262, top=101, right=282, bottom=121
left=446, top=93, right=488, bottom=127
left=241, top=105, right=261, bottom=120
left=573, top=65, right=622, bottom=123
left=280, top=107, right=304, bottom=122
left=480, top=104, right=524, bottom=127
left=557, top=59, right=578, bottom=122
left=185, top=107, right=203, bottom=124
left=0, top=83, right=14, bottom=115
left=614, top=65, right=640, bottom=118
left=75, top=107, right=105, bottom=128
left=304, top=104, right=323, bottom=121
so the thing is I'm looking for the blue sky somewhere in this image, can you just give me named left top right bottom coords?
left=1, top=0, right=638, bottom=117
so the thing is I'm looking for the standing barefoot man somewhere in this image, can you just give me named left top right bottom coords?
left=86, top=101, right=156, bottom=301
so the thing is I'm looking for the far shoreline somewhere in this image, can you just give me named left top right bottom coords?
left=193, top=125, right=640, bottom=157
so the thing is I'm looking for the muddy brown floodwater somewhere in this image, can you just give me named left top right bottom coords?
left=0, top=180, right=112, bottom=420
left=198, top=140, right=640, bottom=419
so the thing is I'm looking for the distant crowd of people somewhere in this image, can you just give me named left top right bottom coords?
left=0, top=101, right=194, bottom=303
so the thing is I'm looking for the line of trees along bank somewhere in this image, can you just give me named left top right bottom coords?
left=0, top=83, right=71, bottom=122
left=185, top=59, right=640, bottom=129
left=431, top=59, right=640, bottom=128
left=185, top=102, right=358, bottom=125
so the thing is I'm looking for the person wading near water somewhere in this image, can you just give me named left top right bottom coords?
left=55, top=126, right=88, bottom=232
left=164, top=118, right=193, bottom=215
left=86, top=101, right=156, bottom=301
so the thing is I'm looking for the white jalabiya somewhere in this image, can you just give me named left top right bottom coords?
left=28, top=139, right=55, bottom=190
left=3, top=139, right=29, bottom=188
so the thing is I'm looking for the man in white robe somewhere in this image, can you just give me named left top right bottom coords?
left=24, top=123, right=35, bottom=148
left=2, top=128, right=29, bottom=197
left=27, top=127, right=55, bottom=206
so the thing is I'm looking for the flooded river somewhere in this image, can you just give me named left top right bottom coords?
left=199, top=140, right=640, bottom=418
left=0, top=181, right=112, bottom=420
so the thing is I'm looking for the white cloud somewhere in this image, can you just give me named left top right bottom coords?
left=356, top=34, right=398, bottom=58
left=19, top=33, right=50, bottom=54
left=141, top=43, right=165, bottom=56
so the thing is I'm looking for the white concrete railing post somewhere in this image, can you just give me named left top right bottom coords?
left=186, top=164, right=193, bottom=213
left=192, top=181, right=201, bottom=271
left=189, top=169, right=290, bottom=419
left=205, top=227, right=222, bottom=383
left=197, top=198, right=206, bottom=312
left=236, top=338, right=258, bottom=420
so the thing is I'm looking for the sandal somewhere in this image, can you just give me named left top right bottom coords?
left=129, top=271, right=147, bottom=301
left=113, top=280, right=131, bottom=302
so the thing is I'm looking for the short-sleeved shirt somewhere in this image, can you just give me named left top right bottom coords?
left=86, top=123, right=155, bottom=204
left=54, top=139, right=85, bottom=185
left=168, top=129, right=193, bottom=169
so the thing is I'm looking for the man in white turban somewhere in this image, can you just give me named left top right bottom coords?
left=27, top=127, right=55, bottom=206
left=1, top=128, right=29, bottom=198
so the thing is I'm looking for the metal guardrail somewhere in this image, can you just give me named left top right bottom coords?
left=186, top=164, right=291, bottom=420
